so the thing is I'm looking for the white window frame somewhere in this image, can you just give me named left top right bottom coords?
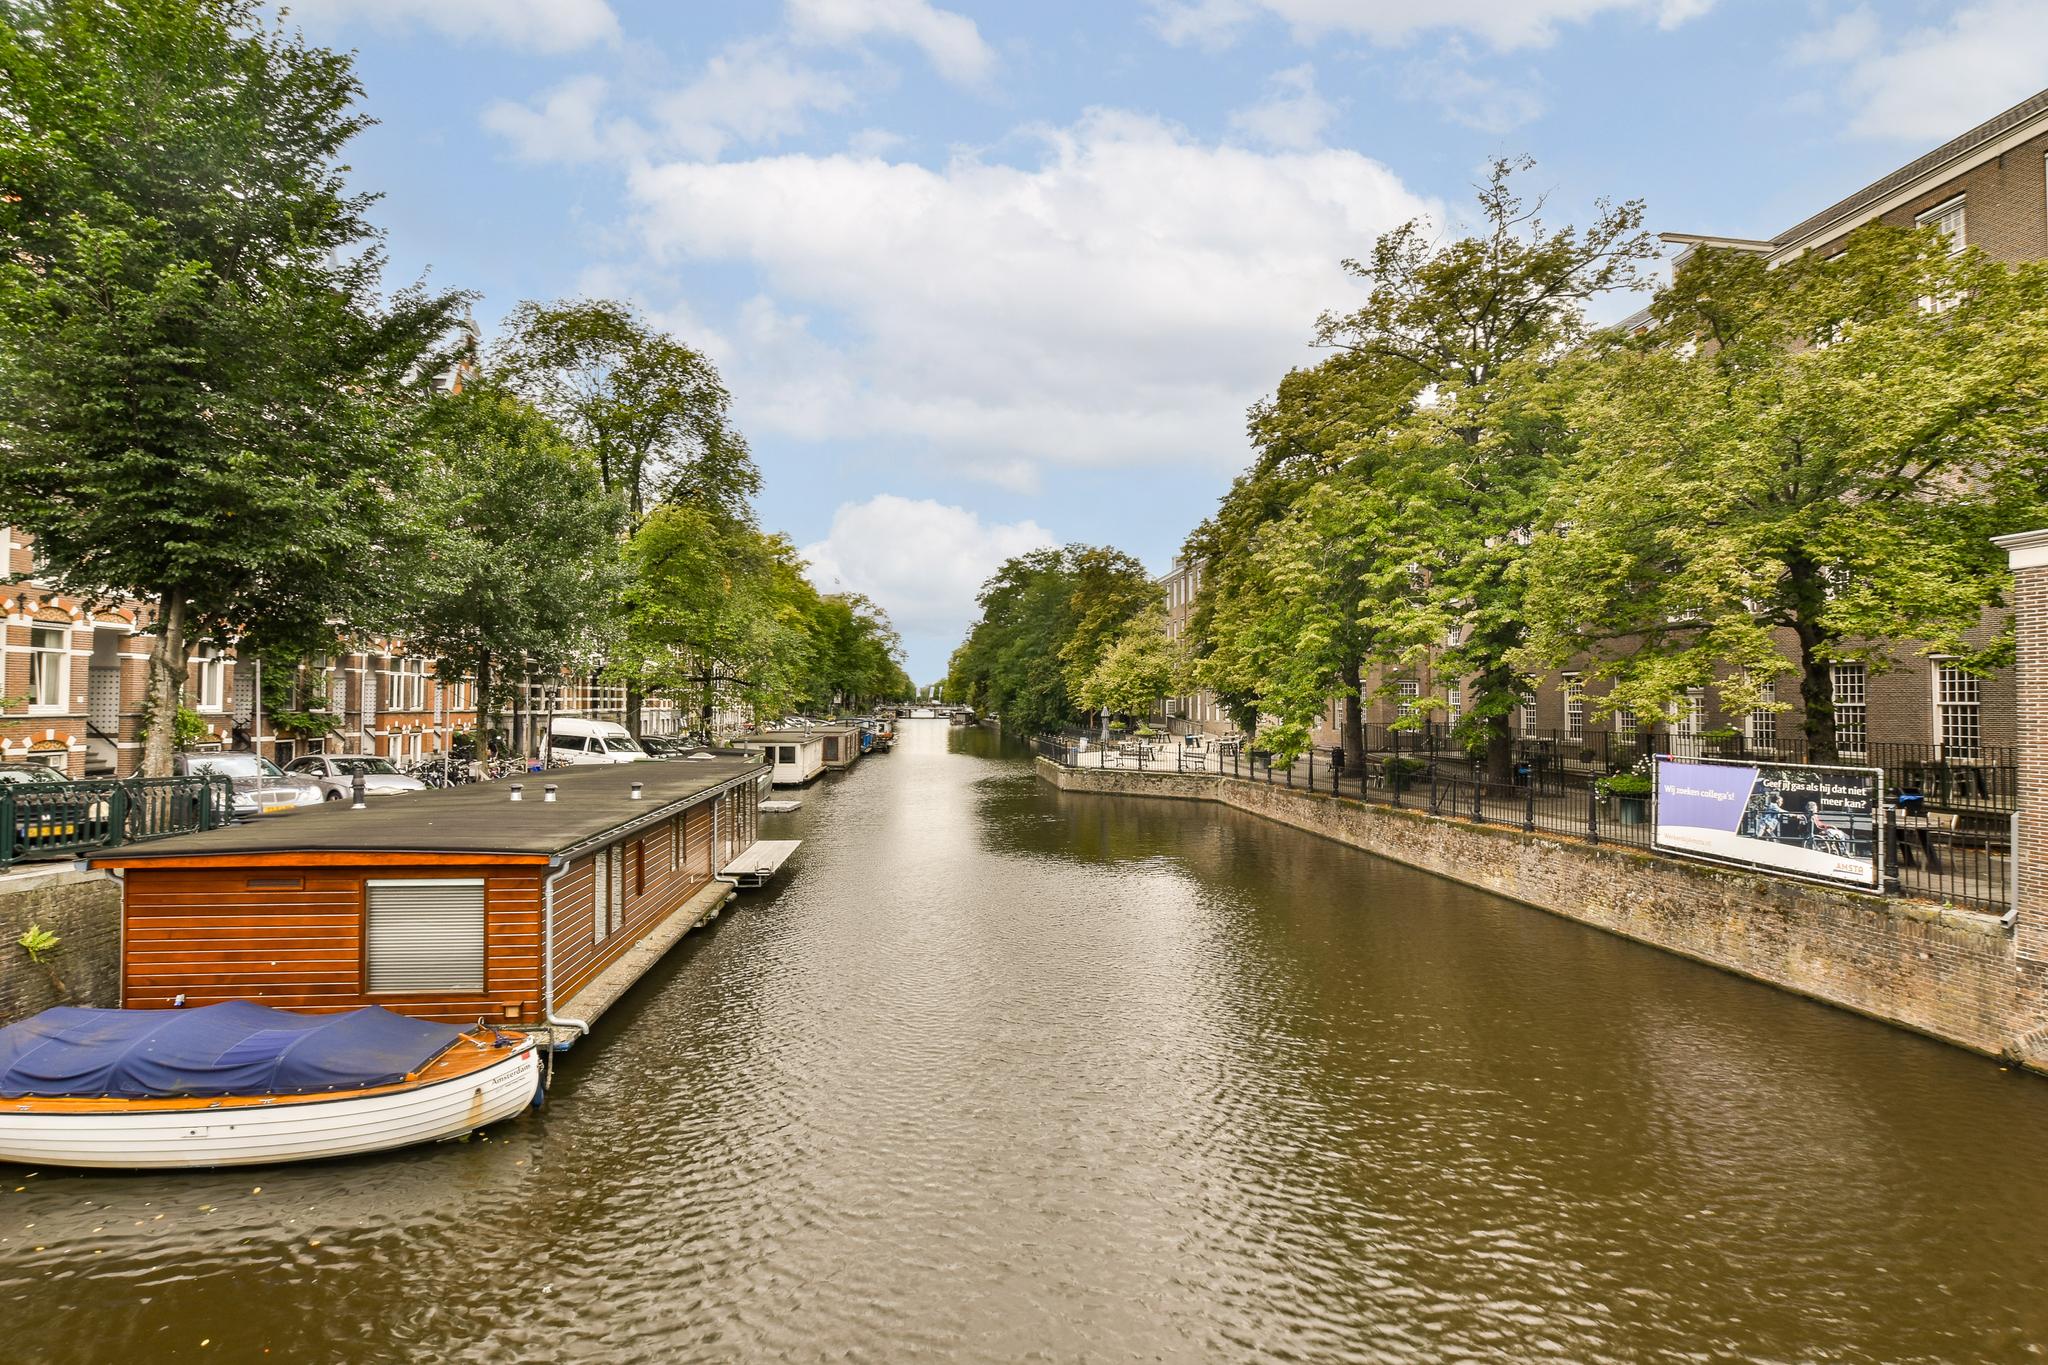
left=1831, top=663, right=1867, bottom=759
left=593, top=849, right=611, bottom=943
left=1933, top=663, right=1981, bottom=761
left=1745, top=681, right=1777, bottom=755
left=1915, top=194, right=1966, bottom=253
left=27, top=624, right=68, bottom=713
left=1562, top=675, right=1586, bottom=743
left=191, top=645, right=226, bottom=713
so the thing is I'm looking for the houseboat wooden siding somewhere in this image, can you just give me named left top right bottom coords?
left=548, top=784, right=757, bottom=1004
left=120, top=860, right=549, bottom=1023
left=92, top=759, right=768, bottom=1031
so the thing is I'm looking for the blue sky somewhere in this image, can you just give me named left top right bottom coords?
left=285, top=0, right=2048, bottom=682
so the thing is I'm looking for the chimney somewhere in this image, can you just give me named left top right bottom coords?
left=630, top=781, right=644, bottom=801
left=509, top=784, right=523, bottom=802
left=543, top=784, right=558, bottom=803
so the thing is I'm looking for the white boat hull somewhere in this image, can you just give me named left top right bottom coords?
left=0, top=1042, right=541, bottom=1170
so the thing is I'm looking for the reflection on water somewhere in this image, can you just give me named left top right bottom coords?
left=6, top=720, right=2048, bottom=1362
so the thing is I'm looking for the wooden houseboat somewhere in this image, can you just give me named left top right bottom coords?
left=88, top=759, right=776, bottom=1045
left=740, top=731, right=828, bottom=786
left=809, top=723, right=864, bottom=770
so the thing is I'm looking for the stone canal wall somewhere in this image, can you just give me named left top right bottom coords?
left=1037, top=758, right=2048, bottom=1070
left=0, top=869, right=123, bottom=1024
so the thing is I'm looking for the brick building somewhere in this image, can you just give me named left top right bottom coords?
left=1158, top=557, right=1228, bottom=734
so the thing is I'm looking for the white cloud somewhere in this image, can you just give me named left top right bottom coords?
left=625, top=109, right=1436, bottom=481
left=654, top=40, right=858, bottom=161
left=1400, top=55, right=1545, bottom=133
left=1146, top=0, right=1710, bottom=51
left=802, top=496, right=1053, bottom=640
left=1792, top=0, right=2048, bottom=142
left=289, top=0, right=619, bottom=52
left=848, top=127, right=909, bottom=157
left=785, top=0, right=996, bottom=84
left=1228, top=64, right=1338, bottom=150
left=480, top=77, right=647, bottom=164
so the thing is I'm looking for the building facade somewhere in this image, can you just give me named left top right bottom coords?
left=1159, top=557, right=1228, bottom=734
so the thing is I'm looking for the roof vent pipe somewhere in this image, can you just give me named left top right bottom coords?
left=544, top=784, right=558, bottom=803
left=509, top=784, right=524, bottom=802
left=630, top=781, right=643, bottom=801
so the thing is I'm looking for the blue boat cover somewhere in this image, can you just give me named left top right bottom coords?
left=0, top=1002, right=465, bottom=1099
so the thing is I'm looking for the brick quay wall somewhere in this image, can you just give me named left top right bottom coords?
left=0, top=870, right=123, bottom=1024
left=1037, top=758, right=2048, bottom=1072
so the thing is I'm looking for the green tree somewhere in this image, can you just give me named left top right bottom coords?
left=803, top=593, right=910, bottom=712
left=0, top=0, right=467, bottom=774
left=1311, top=158, right=1658, bottom=777
left=616, top=508, right=819, bottom=734
left=1079, top=609, right=1186, bottom=728
left=1187, top=352, right=1421, bottom=763
left=948, top=545, right=1155, bottom=735
left=495, top=298, right=754, bottom=527
left=495, top=298, right=755, bottom=734
left=1515, top=225, right=2048, bottom=759
left=406, top=387, right=628, bottom=755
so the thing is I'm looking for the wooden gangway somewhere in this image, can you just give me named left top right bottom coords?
left=720, top=839, right=802, bottom=888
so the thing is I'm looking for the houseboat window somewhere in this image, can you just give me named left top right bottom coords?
left=609, top=845, right=625, bottom=933
left=778, top=745, right=796, bottom=764
left=634, top=840, right=645, bottom=896
left=365, top=878, right=485, bottom=994
left=672, top=815, right=683, bottom=872
left=593, top=850, right=610, bottom=942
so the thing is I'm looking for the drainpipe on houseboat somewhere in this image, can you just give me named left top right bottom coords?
left=540, top=855, right=590, bottom=1042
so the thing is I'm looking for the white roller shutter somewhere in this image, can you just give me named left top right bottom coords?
left=366, top=879, right=485, bottom=993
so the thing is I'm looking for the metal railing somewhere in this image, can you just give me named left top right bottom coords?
left=0, top=776, right=235, bottom=871
left=1033, top=735, right=2013, bottom=914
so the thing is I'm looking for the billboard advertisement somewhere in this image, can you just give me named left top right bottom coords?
left=1652, top=757, right=1883, bottom=890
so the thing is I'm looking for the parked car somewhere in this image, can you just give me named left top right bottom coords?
left=639, top=734, right=692, bottom=758
left=545, top=717, right=650, bottom=766
left=172, top=752, right=323, bottom=819
left=281, top=753, right=429, bottom=802
left=0, top=762, right=105, bottom=851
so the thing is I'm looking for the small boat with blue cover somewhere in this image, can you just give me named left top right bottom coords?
left=0, top=1001, right=541, bottom=1169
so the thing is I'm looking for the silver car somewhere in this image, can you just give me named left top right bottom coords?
left=172, top=752, right=325, bottom=818
left=282, top=753, right=428, bottom=802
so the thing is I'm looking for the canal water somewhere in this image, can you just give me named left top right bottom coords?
left=7, top=719, right=2048, bottom=1362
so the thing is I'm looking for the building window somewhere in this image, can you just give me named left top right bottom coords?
left=1831, top=664, right=1867, bottom=758
left=191, top=646, right=226, bottom=712
left=1396, top=679, right=1420, bottom=703
left=1935, top=665, right=1981, bottom=760
left=1517, top=694, right=1536, bottom=738
left=1444, top=682, right=1461, bottom=724
left=27, top=625, right=67, bottom=711
left=1563, top=675, right=1585, bottom=743
left=1670, top=689, right=1704, bottom=756
left=1746, top=682, right=1777, bottom=755
left=1915, top=195, right=1965, bottom=253
left=365, top=879, right=485, bottom=993
left=1615, top=709, right=1638, bottom=744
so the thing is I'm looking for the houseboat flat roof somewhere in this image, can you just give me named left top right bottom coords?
left=744, top=729, right=840, bottom=742
left=90, top=759, right=763, bottom=865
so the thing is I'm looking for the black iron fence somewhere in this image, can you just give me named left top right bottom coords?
left=1033, top=734, right=2012, bottom=914
left=0, top=775, right=235, bottom=871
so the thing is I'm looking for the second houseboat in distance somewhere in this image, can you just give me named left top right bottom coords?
left=740, top=730, right=829, bottom=786
left=88, top=759, right=781, bottom=1045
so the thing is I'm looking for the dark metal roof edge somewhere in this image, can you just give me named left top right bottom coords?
left=89, top=766, right=767, bottom=866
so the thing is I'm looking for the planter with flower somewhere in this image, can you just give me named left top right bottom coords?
left=1596, top=757, right=1657, bottom=824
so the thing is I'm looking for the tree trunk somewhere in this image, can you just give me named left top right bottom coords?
left=699, top=671, right=715, bottom=740
left=474, top=650, right=494, bottom=756
left=625, top=678, right=643, bottom=738
left=1786, top=555, right=1838, bottom=764
left=141, top=586, right=190, bottom=777
left=1340, top=660, right=1365, bottom=774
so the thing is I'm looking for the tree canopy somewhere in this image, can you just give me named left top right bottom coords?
left=1515, top=224, right=2048, bottom=758
left=0, top=0, right=466, bottom=772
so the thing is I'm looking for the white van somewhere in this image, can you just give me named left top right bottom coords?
left=546, top=716, right=650, bottom=766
